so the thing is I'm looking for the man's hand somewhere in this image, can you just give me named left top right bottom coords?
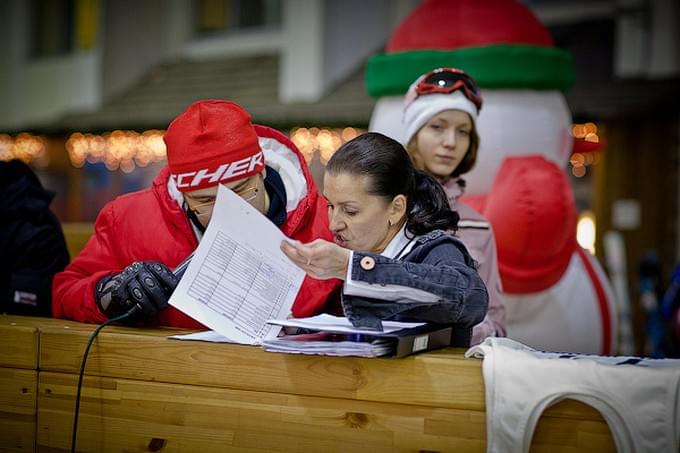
left=96, top=262, right=178, bottom=324
left=281, top=239, right=350, bottom=280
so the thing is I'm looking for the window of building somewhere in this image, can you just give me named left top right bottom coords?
left=31, top=0, right=75, bottom=58
left=195, top=0, right=281, bottom=35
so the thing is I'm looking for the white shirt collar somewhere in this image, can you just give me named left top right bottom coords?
left=380, top=224, right=419, bottom=259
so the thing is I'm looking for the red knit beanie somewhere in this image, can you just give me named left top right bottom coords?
left=164, top=100, right=264, bottom=192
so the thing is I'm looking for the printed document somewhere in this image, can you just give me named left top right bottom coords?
left=262, top=314, right=428, bottom=357
left=168, top=184, right=305, bottom=345
left=170, top=314, right=425, bottom=343
left=267, top=313, right=425, bottom=335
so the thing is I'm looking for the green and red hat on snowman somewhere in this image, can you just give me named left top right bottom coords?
left=366, top=0, right=575, bottom=97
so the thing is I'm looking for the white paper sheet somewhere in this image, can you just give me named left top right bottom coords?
left=169, top=329, right=394, bottom=357
left=168, top=184, right=305, bottom=345
left=169, top=314, right=426, bottom=344
left=168, top=330, right=236, bottom=343
left=266, top=313, right=425, bottom=336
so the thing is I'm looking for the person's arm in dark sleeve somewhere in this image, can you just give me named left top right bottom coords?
left=343, top=239, right=489, bottom=330
left=4, top=213, right=70, bottom=317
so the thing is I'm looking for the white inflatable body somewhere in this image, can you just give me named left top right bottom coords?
left=370, top=89, right=619, bottom=355
left=506, top=250, right=618, bottom=354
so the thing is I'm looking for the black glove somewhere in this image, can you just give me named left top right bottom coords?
left=95, top=261, right=178, bottom=324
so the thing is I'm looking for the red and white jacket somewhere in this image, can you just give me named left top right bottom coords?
left=53, top=125, right=341, bottom=328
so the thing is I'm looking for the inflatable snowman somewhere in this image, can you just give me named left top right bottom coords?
left=368, top=0, right=618, bottom=354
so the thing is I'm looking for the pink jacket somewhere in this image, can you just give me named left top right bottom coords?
left=441, top=177, right=506, bottom=344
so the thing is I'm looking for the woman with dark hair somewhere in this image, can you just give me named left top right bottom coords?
left=281, top=132, right=488, bottom=346
left=403, top=67, right=505, bottom=345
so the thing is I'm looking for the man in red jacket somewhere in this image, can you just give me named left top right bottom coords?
left=53, top=100, right=341, bottom=328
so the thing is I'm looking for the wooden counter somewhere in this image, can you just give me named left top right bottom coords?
left=0, top=315, right=76, bottom=451
left=0, top=315, right=615, bottom=452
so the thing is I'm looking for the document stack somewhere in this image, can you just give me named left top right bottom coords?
left=262, top=331, right=394, bottom=357
left=263, top=314, right=453, bottom=358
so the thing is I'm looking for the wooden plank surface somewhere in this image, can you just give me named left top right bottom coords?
left=0, top=315, right=82, bottom=329
left=0, top=315, right=609, bottom=420
left=39, top=326, right=485, bottom=411
left=38, top=323, right=613, bottom=422
left=37, top=372, right=616, bottom=453
left=0, top=368, right=37, bottom=452
left=38, top=371, right=487, bottom=452
left=0, top=324, right=38, bottom=370
left=0, top=315, right=89, bottom=369
left=0, top=316, right=40, bottom=369
left=530, top=407, right=616, bottom=453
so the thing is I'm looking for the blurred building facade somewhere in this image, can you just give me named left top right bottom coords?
left=0, top=0, right=415, bottom=220
left=1, top=0, right=415, bottom=130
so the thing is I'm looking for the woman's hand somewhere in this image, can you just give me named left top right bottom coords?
left=280, top=239, right=350, bottom=280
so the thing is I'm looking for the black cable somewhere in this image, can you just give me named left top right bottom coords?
left=70, top=308, right=138, bottom=453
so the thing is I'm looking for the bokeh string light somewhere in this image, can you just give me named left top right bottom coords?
left=290, top=127, right=364, bottom=165
left=5, top=125, right=601, bottom=176
left=570, top=122, right=603, bottom=178
left=60, top=126, right=365, bottom=171
left=65, top=130, right=167, bottom=173
left=0, top=133, right=48, bottom=166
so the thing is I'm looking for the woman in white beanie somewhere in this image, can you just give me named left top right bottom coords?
left=403, top=67, right=505, bottom=345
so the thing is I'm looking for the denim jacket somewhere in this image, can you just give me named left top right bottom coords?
left=342, top=229, right=489, bottom=346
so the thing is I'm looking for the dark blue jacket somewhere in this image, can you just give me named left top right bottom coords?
left=342, top=230, right=489, bottom=346
left=0, top=160, right=70, bottom=316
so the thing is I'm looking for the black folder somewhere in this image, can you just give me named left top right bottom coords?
left=262, top=323, right=453, bottom=358
left=382, top=324, right=453, bottom=357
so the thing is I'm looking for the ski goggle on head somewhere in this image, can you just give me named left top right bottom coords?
left=405, top=68, right=483, bottom=112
